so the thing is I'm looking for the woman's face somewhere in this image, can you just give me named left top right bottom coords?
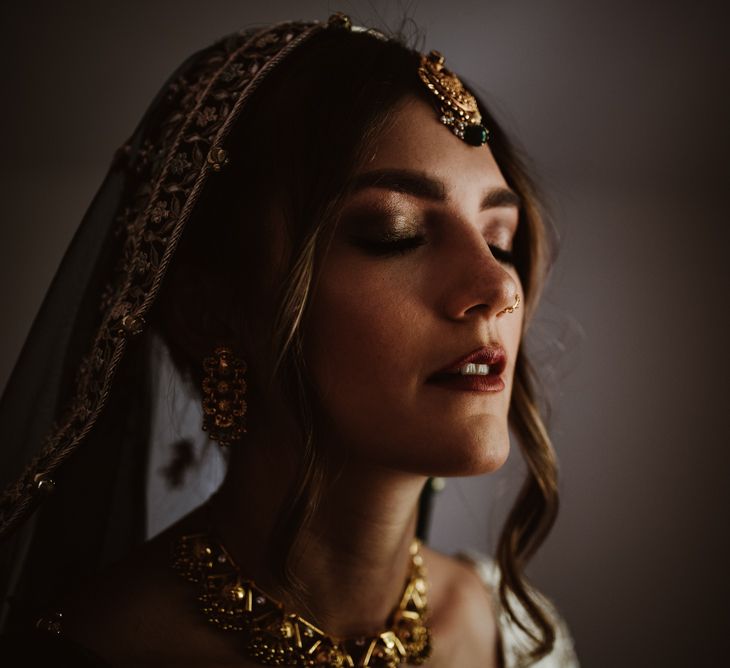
left=304, top=96, right=524, bottom=477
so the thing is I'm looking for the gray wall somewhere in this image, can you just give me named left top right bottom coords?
left=1, top=1, right=728, bottom=665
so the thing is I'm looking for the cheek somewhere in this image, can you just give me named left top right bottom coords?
left=304, top=258, right=439, bottom=474
left=305, top=264, right=425, bottom=411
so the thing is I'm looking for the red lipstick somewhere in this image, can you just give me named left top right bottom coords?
left=427, top=345, right=507, bottom=393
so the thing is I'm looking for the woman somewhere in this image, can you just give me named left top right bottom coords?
left=0, top=13, right=578, bottom=667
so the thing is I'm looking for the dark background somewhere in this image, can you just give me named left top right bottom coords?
left=1, top=1, right=728, bottom=665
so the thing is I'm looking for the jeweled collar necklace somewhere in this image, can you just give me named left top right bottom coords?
left=171, top=532, right=432, bottom=667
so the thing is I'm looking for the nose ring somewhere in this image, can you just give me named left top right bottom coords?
left=497, top=293, right=521, bottom=317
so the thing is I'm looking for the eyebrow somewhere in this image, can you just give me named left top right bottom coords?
left=348, top=168, right=521, bottom=210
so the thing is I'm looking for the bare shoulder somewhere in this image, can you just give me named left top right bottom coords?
left=422, top=546, right=500, bottom=667
left=422, top=546, right=498, bottom=621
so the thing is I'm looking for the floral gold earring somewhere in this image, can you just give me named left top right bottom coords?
left=201, top=345, right=247, bottom=446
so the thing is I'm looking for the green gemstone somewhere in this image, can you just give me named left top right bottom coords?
left=464, top=124, right=488, bottom=146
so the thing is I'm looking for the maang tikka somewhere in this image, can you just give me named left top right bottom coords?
left=417, top=50, right=489, bottom=147
left=202, top=346, right=247, bottom=446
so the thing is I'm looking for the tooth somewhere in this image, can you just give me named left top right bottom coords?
left=461, top=363, right=477, bottom=375
left=477, top=364, right=489, bottom=375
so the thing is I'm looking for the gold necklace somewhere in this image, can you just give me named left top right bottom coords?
left=172, top=532, right=433, bottom=667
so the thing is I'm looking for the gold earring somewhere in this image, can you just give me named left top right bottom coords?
left=201, top=346, right=247, bottom=446
left=497, top=293, right=521, bottom=317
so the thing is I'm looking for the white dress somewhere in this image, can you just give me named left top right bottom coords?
left=460, top=551, right=580, bottom=667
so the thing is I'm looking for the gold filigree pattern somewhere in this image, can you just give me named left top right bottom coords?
left=171, top=532, right=432, bottom=667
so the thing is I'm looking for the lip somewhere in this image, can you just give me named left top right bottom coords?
left=427, top=344, right=507, bottom=393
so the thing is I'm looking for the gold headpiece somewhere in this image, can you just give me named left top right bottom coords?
left=417, top=50, right=489, bottom=146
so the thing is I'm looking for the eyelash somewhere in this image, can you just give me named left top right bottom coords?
left=488, top=244, right=516, bottom=265
left=354, top=234, right=515, bottom=265
left=354, top=235, right=428, bottom=256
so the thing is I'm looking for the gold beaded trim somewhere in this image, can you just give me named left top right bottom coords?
left=172, top=533, right=432, bottom=667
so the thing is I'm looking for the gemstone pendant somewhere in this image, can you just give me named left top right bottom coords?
left=464, top=123, right=489, bottom=146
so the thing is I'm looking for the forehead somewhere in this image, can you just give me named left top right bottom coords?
left=361, top=95, right=509, bottom=196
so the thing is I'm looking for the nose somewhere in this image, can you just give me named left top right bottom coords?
left=440, top=229, right=520, bottom=322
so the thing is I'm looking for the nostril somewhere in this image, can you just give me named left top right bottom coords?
left=443, top=248, right=521, bottom=320
left=464, top=302, right=490, bottom=316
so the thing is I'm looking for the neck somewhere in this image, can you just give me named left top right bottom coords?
left=212, top=435, right=427, bottom=637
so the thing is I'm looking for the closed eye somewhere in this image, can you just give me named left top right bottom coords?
left=489, top=244, right=515, bottom=265
left=350, top=234, right=427, bottom=256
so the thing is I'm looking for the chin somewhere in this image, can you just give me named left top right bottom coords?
left=472, top=437, right=511, bottom=475
left=431, top=413, right=512, bottom=477
left=324, top=410, right=513, bottom=478
left=431, top=433, right=511, bottom=477
left=377, top=418, right=513, bottom=478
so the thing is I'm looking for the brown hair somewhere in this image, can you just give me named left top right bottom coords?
left=153, top=26, right=558, bottom=660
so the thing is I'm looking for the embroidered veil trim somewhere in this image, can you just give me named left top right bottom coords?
left=0, top=20, right=326, bottom=540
